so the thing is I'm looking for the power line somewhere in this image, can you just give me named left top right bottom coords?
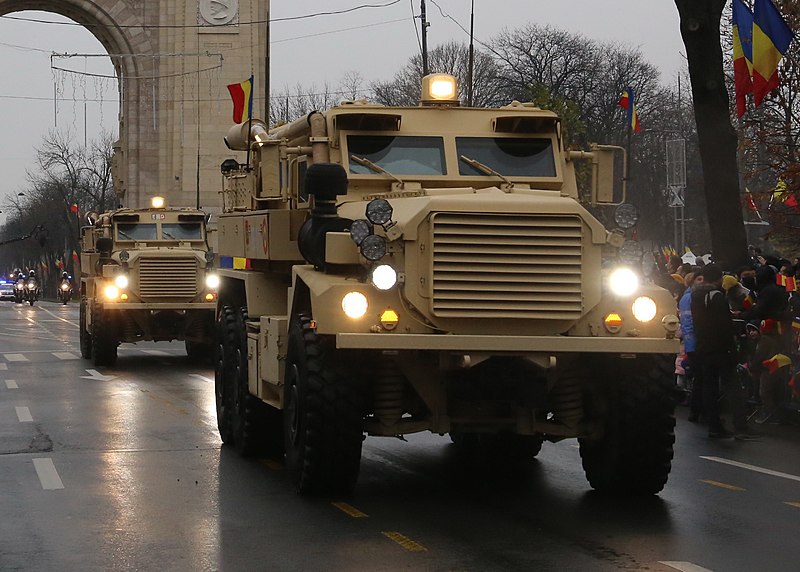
left=0, top=1, right=403, bottom=29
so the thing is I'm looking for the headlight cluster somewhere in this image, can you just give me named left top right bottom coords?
left=104, top=273, right=129, bottom=301
left=60, top=283, right=70, bottom=291
left=604, top=265, right=658, bottom=332
left=349, top=198, right=395, bottom=262
left=26, top=281, right=36, bottom=290
left=205, top=274, right=220, bottom=290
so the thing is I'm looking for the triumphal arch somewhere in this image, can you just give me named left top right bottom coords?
left=0, top=0, right=268, bottom=210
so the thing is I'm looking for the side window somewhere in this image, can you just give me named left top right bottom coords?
left=291, top=157, right=309, bottom=208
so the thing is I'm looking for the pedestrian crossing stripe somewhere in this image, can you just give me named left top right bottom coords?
left=4, top=354, right=28, bottom=362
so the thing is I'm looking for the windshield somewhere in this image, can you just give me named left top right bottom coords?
left=347, top=135, right=445, bottom=175
left=456, top=137, right=556, bottom=177
left=162, top=223, right=203, bottom=240
left=117, top=223, right=157, bottom=241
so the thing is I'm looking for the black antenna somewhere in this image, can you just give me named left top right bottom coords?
left=420, top=0, right=429, bottom=76
left=467, top=0, right=475, bottom=106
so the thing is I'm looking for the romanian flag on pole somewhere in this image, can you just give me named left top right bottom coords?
left=752, top=0, right=795, bottom=108
left=618, top=87, right=641, bottom=133
left=226, top=75, right=254, bottom=124
left=732, top=0, right=754, bottom=118
left=762, top=353, right=792, bottom=375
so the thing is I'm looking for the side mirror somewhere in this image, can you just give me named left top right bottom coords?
left=591, top=144, right=626, bottom=205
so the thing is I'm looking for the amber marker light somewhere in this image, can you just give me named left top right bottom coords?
left=205, top=293, right=216, bottom=302
left=603, top=313, right=623, bottom=334
left=120, top=293, right=128, bottom=301
left=380, top=309, right=399, bottom=330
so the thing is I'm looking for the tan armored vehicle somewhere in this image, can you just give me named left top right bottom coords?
left=79, top=198, right=219, bottom=366
left=214, top=74, right=679, bottom=496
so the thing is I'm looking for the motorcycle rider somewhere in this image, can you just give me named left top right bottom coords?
left=58, top=271, right=73, bottom=304
left=25, top=269, right=39, bottom=305
left=14, top=268, right=27, bottom=303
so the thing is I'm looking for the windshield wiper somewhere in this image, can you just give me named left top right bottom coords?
left=459, top=154, right=514, bottom=189
left=350, top=155, right=405, bottom=187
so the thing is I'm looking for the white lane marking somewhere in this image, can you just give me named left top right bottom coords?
left=81, top=369, right=117, bottom=382
left=5, top=380, right=18, bottom=389
left=34, top=305, right=79, bottom=327
left=142, top=350, right=170, bottom=356
left=16, top=406, right=33, bottom=422
left=701, top=456, right=800, bottom=484
left=0, top=363, right=6, bottom=370
left=4, top=354, right=28, bottom=362
left=52, top=352, right=79, bottom=360
left=33, top=458, right=65, bottom=490
left=659, top=562, right=714, bottom=572
left=190, top=374, right=214, bottom=383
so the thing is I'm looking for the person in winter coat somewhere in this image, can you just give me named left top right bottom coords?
left=691, top=264, right=758, bottom=439
left=678, top=272, right=703, bottom=421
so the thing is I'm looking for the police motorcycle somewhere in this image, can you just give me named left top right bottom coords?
left=57, top=272, right=73, bottom=305
left=13, top=269, right=26, bottom=304
left=24, top=270, right=40, bottom=306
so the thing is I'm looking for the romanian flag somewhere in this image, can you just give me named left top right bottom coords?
left=226, top=75, right=254, bottom=124
left=752, top=0, right=795, bottom=107
left=618, top=87, right=641, bottom=133
left=732, top=0, right=754, bottom=118
left=762, top=353, right=792, bottom=374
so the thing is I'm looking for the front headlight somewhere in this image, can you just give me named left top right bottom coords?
left=27, top=282, right=36, bottom=289
left=632, top=296, right=657, bottom=322
left=342, top=291, right=368, bottom=319
left=61, top=283, right=70, bottom=291
left=371, top=265, right=397, bottom=291
left=104, top=285, right=120, bottom=300
left=114, top=274, right=129, bottom=289
left=205, top=274, right=220, bottom=290
left=608, top=268, right=639, bottom=297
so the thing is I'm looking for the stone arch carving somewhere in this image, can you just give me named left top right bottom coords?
left=0, top=1, right=266, bottom=210
left=0, top=0, right=158, bottom=208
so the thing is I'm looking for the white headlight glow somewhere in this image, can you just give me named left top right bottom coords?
left=104, top=285, right=120, bottom=300
left=205, top=274, right=220, bottom=290
left=632, top=296, right=658, bottom=322
left=115, top=275, right=129, bottom=289
left=608, top=268, right=639, bottom=297
left=341, top=291, right=368, bottom=319
left=371, top=265, right=397, bottom=291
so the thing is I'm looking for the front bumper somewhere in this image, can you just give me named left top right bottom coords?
left=98, top=302, right=216, bottom=310
left=336, top=333, right=679, bottom=354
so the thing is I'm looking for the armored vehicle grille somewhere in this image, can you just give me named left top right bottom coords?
left=138, top=257, right=198, bottom=299
left=430, top=213, right=583, bottom=319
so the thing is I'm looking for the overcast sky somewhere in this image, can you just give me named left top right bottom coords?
left=0, top=1, right=685, bottom=218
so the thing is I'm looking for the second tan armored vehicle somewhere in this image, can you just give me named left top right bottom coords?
left=79, top=198, right=219, bottom=366
left=214, top=74, right=680, bottom=496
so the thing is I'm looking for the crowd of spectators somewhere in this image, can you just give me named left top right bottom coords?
left=668, top=248, right=800, bottom=439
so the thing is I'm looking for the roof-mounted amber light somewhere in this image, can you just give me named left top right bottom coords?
left=421, top=74, right=459, bottom=106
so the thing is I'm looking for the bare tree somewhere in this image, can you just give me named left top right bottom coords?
left=370, top=41, right=505, bottom=107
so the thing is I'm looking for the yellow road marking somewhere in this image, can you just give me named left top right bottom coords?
left=700, top=479, right=745, bottom=491
left=382, top=531, right=427, bottom=552
left=261, top=459, right=283, bottom=471
left=331, top=501, right=368, bottom=518
left=785, top=502, right=800, bottom=508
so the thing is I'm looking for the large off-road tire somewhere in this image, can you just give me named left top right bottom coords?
left=579, top=353, right=676, bottom=495
left=284, top=313, right=364, bottom=495
left=215, top=305, right=282, bottom=456
left=214, top=306, right=236, bottom=444
left=91, top=306, right=118, bottom=366
left=79, top=299, right=92, bottom=359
